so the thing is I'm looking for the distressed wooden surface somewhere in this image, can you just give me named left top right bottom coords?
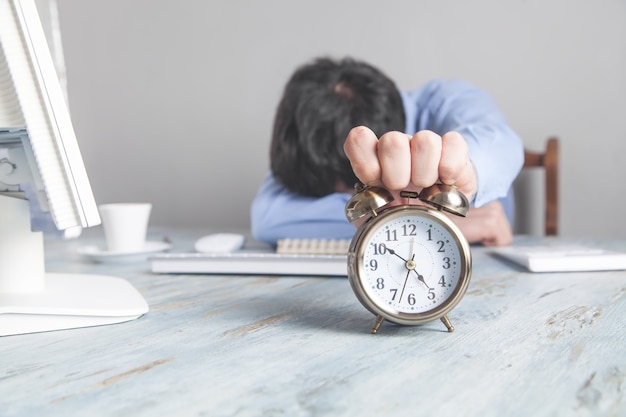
left=2, top=228, right=625, bottom=417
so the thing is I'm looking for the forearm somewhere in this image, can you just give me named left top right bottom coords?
left=462, top=123, right=524, bottom=208
left=250, top=175, right=355, bottom=245
left=408, top=80, right=524, bottom=207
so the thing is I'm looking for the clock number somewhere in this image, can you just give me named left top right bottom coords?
left=442, top=257, right=451, bottom=269
left=407, top=293, right=416, bottom=305
left=385, top=229, right=397, bottom=241
left=437, top=240, right=445, bottom=252
left=376, top=278, right=385, bottom=289
left=373, top=243, right=388, bottom=255
left=426, top=228, right=433, bottom=241
left=389, top=288, right=398, bottom=300
left=438, top=275, right=447, bottom=287
left=427, top=288, right=435, bottom=300
left=369, top=259, right=378, bottom=271
left=402, top=224, right=417, bottom=236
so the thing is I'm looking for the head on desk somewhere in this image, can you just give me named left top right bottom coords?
left=270, top=57, right=405, bottom=197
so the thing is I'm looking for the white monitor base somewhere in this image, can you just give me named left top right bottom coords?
left=0, top=272, right=149, bottom=336
left=0, top=195, right=148, bottom=336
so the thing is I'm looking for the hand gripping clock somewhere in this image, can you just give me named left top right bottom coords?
left=345, top=182, right=472, bottom=334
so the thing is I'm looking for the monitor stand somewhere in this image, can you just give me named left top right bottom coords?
left=0, top=195, right=149, bottom=336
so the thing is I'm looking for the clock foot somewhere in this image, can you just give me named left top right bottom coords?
left=441, top=315, right=454, bottom=332
left=371, top=315, right=385, bottom=334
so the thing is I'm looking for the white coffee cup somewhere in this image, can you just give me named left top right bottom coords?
left=98, top=203, right=152, bottom=252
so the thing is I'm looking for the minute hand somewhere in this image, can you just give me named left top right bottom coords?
left=387, top=248, right=408, bottom=263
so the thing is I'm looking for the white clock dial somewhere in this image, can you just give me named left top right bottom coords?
left=361, top=213, right=462, bottom=313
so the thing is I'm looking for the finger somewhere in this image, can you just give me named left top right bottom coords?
left=344, top=126, right=381, bottom=186
left=439, top=131, right=469, bottom=185
left=440, top=131, right=478, bottom=199
left=410, top=130, right=442, bottom=187
left=377, top=131, right=411, bottom=190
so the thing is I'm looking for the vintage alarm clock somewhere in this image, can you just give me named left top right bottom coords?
left=345, top=182, right=472, bottom=334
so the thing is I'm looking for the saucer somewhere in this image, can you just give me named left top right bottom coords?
left=78, top=240, right=172, bottom=264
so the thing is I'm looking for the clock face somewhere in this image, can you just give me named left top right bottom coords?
left=348, top=205, right=471, bottom=325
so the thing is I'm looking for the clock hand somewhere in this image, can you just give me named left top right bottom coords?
left=415, top=272, right=433, bottom=290
left=391, top=242, right=431, bottom=297
left=402, top=249, right=432, bottom=290
left=398, top=252, right=417, bottom=303
left=386, top=247, right=408, bottom=263
left=398, top=268, right=411, bottom=304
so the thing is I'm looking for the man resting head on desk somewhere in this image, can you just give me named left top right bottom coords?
left=251, top=57, right=524, bottom=247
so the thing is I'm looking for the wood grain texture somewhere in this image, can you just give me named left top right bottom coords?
left=523, top=137, right=559, bottom=236
left=1, top=229, right=625, bottom=416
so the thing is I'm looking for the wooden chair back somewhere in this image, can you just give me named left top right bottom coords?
left=522, top=137, right=559, bottom=235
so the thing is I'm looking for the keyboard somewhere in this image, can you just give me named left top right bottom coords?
left=150, top=239, right=351, bottom=277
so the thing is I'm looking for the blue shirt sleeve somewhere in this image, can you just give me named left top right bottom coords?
left=401, top=79, right=524, bottom=210
left=251, top=174, right=356, bottom=245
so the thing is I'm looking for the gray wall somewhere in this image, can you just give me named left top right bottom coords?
left=53, top=0, right=626, bottom=237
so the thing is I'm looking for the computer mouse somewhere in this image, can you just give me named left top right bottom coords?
left=194, top=233, right=245, bottom=253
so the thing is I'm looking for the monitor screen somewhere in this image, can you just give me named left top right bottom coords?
left=0, top=0, right=147, bottom=336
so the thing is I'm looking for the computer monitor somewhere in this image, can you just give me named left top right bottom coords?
left=0, top=0, right=148, bottom=336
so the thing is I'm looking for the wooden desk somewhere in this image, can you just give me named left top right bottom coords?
left=2, top=229, right=625, bottom=416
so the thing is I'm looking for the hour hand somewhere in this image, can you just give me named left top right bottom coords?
left=414, top=272, right=433, bottom=290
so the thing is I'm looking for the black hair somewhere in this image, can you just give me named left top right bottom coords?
left=270, top=57, right=405, bottom=197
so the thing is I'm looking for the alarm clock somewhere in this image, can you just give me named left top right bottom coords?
left=345, top=182, right=472, bottom=334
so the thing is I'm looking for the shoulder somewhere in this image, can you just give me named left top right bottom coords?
left=401, top=80, right=491, bottom=133
left=405, top=79, right=485, bottom=103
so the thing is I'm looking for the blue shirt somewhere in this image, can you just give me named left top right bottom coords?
left=251, top=79, right=524, bottom=245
